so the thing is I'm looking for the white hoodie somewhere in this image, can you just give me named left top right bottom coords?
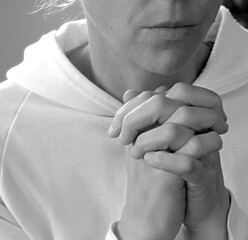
left=0, top=6, right=248, bottom=240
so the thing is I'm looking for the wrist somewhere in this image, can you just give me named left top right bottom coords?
left=184, top=190, right=231, bottom=240
left=116, top=218, right=142, bottom=240
left=184, top=223, right=228, bottom=240
left=117, top=209, right=178, bottom=240
left=116, top=209, right=150, bottom=240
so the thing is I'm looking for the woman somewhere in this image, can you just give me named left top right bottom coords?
left=0, top=0, right=248, bottom=239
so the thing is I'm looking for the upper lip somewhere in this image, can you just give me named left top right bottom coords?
left=146, top=21, right=196, bottom=28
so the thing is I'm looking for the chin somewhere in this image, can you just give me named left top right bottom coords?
left=155, top=61, right=188, bottom=75
left=141, top=53, right=193, bottom=76
left=130, top=41, right=198, bottom=76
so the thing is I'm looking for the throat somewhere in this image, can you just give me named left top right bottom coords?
left=67, top=41, right=213, bottom=102
left=67, top=44, right=95, bottom=84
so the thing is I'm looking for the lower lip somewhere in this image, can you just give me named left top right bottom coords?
left=143, top=26, right=197, bottom=41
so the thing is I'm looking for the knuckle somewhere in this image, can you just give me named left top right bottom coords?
left=211, top=109, right=220, bottom=120
left=122, top=114, right=133, bottom=129
left=209, top=90, right=223, bottom=111
left=151, top=94, right=166, bottom=111
left=212, top=91, right=222, bottom=106
left=210, top=131, right=223, bottom=150
left=212, top=114, right=227, bottom=133
left=179, top=155, right=196, bottom=175
left=175, top=106, right=191, bottom=122
left=164, top=123, right=181, bottom=139
left=188, top=136, right=203, bottom=154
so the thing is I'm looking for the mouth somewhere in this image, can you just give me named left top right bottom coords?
left=142, top=22, right=198, bottom=41
left=145, top=19, right=198, bottom=28
left=146, top=23, right=197, bottom=29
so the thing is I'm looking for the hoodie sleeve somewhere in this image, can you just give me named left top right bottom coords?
left=0, top=80, right=31, bottom=239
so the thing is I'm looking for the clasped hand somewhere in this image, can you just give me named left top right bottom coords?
left=108, top=83, right=230, bottom=240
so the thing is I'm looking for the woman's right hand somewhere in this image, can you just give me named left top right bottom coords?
left=115, top=87, right=187, bottom=240
left=116, top=145, right=186, bottom=240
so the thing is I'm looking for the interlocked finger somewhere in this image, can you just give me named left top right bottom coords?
left=166, top=82, right=227, bottom=121
left=109, top=91, right=157, bottom=138
left=167, top=106, right=228, bottom=134
left=144, top=151, right=205, bottom=184
left=131, top=123, right=194, bottom=159
left=123, top=89, right=141, bottom=104
left=176, top=131, right=223, bottom=159
left=117, top=95, right=183, bottom=144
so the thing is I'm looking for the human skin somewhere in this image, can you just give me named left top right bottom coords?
left=71, top=0, right=230, bottom=239
left=109, top=84, right=230, bottom=240
left=76, top=0, right=222, bottom=101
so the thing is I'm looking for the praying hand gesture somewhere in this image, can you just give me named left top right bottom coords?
left=109, top=83, right=230, bottom=240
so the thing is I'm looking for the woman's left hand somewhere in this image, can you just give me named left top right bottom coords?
left=145, top=139, right=230, bottom=240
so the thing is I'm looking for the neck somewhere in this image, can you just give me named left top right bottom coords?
left=71, top=20, right=212, bottom=102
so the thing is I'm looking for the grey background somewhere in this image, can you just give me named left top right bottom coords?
left=0, top=0, right=83, bottom=82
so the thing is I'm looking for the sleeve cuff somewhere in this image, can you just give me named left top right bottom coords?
left=105, top=221, right=119, bottom=240
left=227, top=190, right=248, bottom=240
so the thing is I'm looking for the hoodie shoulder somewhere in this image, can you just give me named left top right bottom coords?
left=0, top=80, right=29, bottom=161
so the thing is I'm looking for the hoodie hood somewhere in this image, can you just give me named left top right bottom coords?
left=6, top=6, right=248, bottom=116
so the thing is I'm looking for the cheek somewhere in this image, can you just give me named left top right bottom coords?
left=83, top=0, right=138, bottom=51
left=82, top=0, right=112, bottom=28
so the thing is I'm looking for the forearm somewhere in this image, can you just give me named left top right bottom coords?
left=116, top=210, right=181, bottom=240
